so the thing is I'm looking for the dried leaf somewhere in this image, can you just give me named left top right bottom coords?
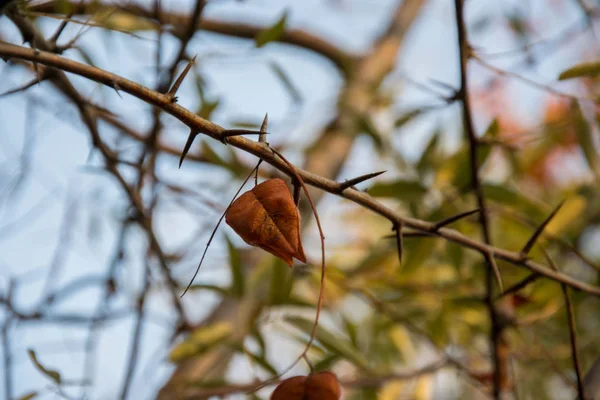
left=271, top=371, right=341, bottom=400
left=226, top=178, right=306, bottom=266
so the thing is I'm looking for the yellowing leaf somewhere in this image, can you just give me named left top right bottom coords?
left=545, top=195, right=586, bottom=235
left=169, top=322, right=233, bottom=362
left=558, top=61, right=600, bottom=80
left=27, top=349, right=61, bottom=385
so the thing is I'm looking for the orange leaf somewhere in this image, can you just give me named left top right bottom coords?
left=271, top=372, right=341, bottom=400
left=225, top=178, right=306, bottom=266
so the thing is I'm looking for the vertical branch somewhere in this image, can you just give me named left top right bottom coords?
left=2, top=318, right=12, bottom=400
left=563, top=284, right=585, bottom=398
left=453, top=0, right=508, bottom=398
left=120, top=259, right=150, bottom=400
left=544, top=249, right=585, bottom=398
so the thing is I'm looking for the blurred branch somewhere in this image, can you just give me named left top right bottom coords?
left=27, top=0, right=355, bottom=74
left=181, top=358, right=449, bottom=399
left=454, top=0, right=509, bottom=397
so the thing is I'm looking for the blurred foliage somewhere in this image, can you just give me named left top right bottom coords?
left=3, top=1, right=600, bottom=400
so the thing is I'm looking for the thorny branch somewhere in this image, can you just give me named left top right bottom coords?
left=1, top=42, right=599, bottom=297
left=454, top=0, right=508, bottom=397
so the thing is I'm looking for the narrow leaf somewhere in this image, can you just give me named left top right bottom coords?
left=226, top=236, right=245, bottom=297
left=286, top=316, right=370, bottom=370
left=27, top=349, right=61, bottom=384
left=255, top=12, right=288, bottom=47
left=558, top=61, right=600, bottom=80
left=394, top=109, right=422, bottom=128
left=368, top=180, right=428, bottom=202
left=18, top=392, right=38, bottom=400
left=270, top=62, right=302, bottom=103
left=572, top=102, right=598, bottom=174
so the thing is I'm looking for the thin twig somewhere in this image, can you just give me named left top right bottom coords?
left=543, top=248, right=585, bottom=399
left=180, top=164, right=260, bottom=297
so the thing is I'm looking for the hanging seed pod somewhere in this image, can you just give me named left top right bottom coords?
left=270, top=371, right=341, bottom=400
left=225, top=178, right=306, bottom=266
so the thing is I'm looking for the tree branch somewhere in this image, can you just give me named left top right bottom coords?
left=1, top=42, right=599, bottom=298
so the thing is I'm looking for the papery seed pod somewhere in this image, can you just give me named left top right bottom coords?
left=226, top=178, right=306, bottom=266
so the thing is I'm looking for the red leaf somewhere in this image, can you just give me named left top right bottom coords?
left=225, top=178, right=306, bottom=266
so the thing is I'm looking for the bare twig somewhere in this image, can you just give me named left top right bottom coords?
left=180, top=164, right=260, bottom=297
left=543, top=249, right=585, bottom=399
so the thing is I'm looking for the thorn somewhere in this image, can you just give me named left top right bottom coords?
left=520, top=200, right=565, bottom=257
left=220, top=129, right=267, bottom=143
left=339, top=170, right=386, bottom=191
left=179, top=130, right=198, bottom=168
left=167, top=55, right=197, bottom=101
left=112, top=81, right=123, bottom=99
left=259, top=113, right=268, bottom=144
left=487, top=252, right=504, bottom=294
left=496, top=273, right=539, bottom=300
left=433, top=208, right=480, bottom=230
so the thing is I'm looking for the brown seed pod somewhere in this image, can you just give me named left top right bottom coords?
left=225, top=178, right=306, bottom=266
left=270, top=371, right=341, bottom=400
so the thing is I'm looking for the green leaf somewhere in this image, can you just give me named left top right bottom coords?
left=27, top=349, right=61, bottom=385
left=188, top=284, right=229, bottom=295
left=286, top=316, right=370, bottom=370
left=394, top=108, right=422, bottom=128
left=558, top=61, right=600, bottom=80
left=242, top=348, right=278, bottom=375
left=270, top=61, right=302, bottom=103
left=17, top=392, right=38, bottom=400
left=255, top=12, right=288, bottom=47
left=572, top=102, right=598, bottom=174
left=368, top=180, right=428, bottom=202
left=197, top=99, right=220, bottom=120
left=483, top=118, right=499, bottom=139
left=269, top=258, right=294, bottom=305
left=417, top=129, right=441, bottom=174
left=169, top=322, right=233, bottom=362
left=482, top=184, right=546, bottom=221
left=200, top=142, right=245, bottom=176
left=358, top=115, right=384, bottom=152
left=226, top=236, right=244, bottom=297
left=452, top=143, right=492, bottom=189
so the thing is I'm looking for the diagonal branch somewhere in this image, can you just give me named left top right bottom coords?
left=2, top=42, right=600, bottom=296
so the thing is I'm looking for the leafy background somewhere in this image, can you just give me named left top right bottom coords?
left=1, top=0, right=600, bottom=399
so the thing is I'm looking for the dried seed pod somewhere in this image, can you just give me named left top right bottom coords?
left=270, top=372, right=341, bottom=400
left=225, top=178, right=306, bottom=266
